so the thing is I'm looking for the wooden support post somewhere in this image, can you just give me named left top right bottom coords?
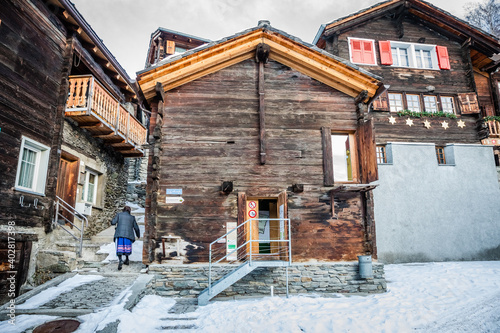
left=256, top=43, right=270, bottom=165
left=258, top=61, right=266, bottom=164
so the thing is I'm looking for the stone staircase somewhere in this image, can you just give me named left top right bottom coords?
left=40, top=205, right=146, bottom=274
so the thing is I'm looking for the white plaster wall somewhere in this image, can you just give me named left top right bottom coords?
left=373, top=142, right=500, bottom=263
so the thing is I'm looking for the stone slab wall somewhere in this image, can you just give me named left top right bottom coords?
left=149, top=262, right=386, bottom=298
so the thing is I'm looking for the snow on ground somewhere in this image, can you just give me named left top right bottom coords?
left=98, top=241, right=143, bottom=263
left=16, top=275, right=104, bottom=310
left=190, top=261, right=500, bottom=333
left=2, top=261, right=500, bottom=332
left=0, top=315, right=57, bottom=333
left=126, top=202, right=145, bottom=214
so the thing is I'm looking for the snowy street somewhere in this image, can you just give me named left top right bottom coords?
left=1, top=261, right=500, bottom=332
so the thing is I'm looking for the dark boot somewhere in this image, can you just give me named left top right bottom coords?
left=124, top=256, right=130, bottom=265
left=118, top=255, right=123, bottom=270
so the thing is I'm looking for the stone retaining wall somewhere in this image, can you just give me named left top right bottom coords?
left=149, top=262, right=386, bottom=298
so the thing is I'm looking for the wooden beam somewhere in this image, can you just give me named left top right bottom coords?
left=258, top=61, right=266, bottom=164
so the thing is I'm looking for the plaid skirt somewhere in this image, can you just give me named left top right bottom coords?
left=116, top=237, right=132, bottom=255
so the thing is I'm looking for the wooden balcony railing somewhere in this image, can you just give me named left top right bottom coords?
left=486, top=120, right=500, bottom=138
left=65, top=75, right=147, bottom=157
left=481, top=120, right=500, bottom=146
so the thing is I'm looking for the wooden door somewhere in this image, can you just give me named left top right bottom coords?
left=0, top=240, right=31, bottom=304
left=245, top=199, right=260, bottom=257
left=56, top=152, right=79, bottom=223
left=277, top=190, right=288, bottom=261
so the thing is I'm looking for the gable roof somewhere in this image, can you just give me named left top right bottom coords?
left=313, top=0, right=500, bottom=70
left=137, top=21, right=382, bottom=102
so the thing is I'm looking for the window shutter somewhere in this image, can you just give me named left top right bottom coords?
left=362, top=41, right=375, bottom=64
left=357, top=119, right=378, bottom=184
left=458, top=93, right=480, bottom=114
left=436, top=46, right=450, bottom=70
left=350, top=39, right=363, bottom=64
left=321, top=127, right=334, bottom=186
left=372, top=91, right=389, bottom=111
left=379, top=41, right=393, bottom=65
left=166, top=40, right=175, bottom=55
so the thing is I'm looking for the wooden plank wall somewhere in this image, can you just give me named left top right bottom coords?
left=328, top=16, right=482, bottom=145
left=0, top=0, right=67, bottom=227
left=155, top=59, right=370, bottom=263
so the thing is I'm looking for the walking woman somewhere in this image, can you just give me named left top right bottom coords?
left=111, top=206, right=140, bottom=270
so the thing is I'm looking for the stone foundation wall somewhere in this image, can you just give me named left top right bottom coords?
left=149, top=262, right=386, bottom=298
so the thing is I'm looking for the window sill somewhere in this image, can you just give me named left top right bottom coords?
left=14, top=187, right=46, bottom=197
left=438, top=164, right=456, bottom=167
left=377, top=163, right=393, bottom=165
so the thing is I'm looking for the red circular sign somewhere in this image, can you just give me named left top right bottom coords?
left=248, top=210, right=257, bottom=218
left=248, top=201, right=257, bottom=209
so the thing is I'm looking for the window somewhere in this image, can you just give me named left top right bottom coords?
left=406, top=94, right=421, bottom=112
left=388, top=41, right=445, bottom=70
left=331, top=134, right=356, bottom=182
left=15, top=137, right=50, bottom=195
left=376, top=145, right=387, bottom=164
left=174, top=46, right=187, bottom=54
left=82, top=169, right=99, bottom=204
left=441, top=96, right=455, bottom=114
left=388, top=93, right=404, bottom=112
left=392, top=45, right=409, bottom=67
left=436, top=146, right=446, bottom=165
left=348, top=38, right=376, bottom=65
left=424, top=95, right=438, bottom=113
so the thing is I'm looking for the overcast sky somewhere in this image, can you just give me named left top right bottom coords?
left=71, top=0, right=473, bottom=79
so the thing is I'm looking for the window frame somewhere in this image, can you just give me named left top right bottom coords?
left=376, top=145, right=387, bottom=164
left=15, top=136, right=50, bottom=196
left=389, top=41, right=440, bottom=70
left=81, top=168, right=99, bottom=205
left=440, top=96, right=456, bottom=114
left=348, top=37, right=377, bottom=66
left=388, top=93, right=404, bottom=112
left=406, top=94, right=422, bottom=112
left=331, top=133, right=359, bottom=183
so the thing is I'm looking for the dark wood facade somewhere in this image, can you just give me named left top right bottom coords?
left=139, top=26, right=380, bottom=264
left=315, top=0, right=500, bottom=148
left=145, top=27, right=210, bottom=68
left=0, top=0, right=145, bottom=293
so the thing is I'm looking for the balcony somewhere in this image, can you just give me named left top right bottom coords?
left=481, top=120, right=500, bottom=146
left=65, top=75, right=147, bottom=157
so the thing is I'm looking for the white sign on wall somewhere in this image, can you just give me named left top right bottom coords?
left=279, top=204, right=285, bottom=240
left=226, top=222, right=238, bottom=260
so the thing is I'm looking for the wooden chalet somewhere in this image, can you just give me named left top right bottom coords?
left=314, top=0, right=500, bottom=263
left=138, top=21, right=387, bottom=302
left=0, top=0, right=147, bottom=300
left=145, top=27, right=210, bottom=68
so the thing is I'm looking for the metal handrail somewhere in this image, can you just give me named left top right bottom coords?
left=53, top=196, right=88, bottom=257
left=208, top=218, right=292, bottom=296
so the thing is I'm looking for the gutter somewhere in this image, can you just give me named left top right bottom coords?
left=312, top=24, right=326, bottom=46
left=58, top=0, right=136, bottom=90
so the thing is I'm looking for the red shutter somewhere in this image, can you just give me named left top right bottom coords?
left=350, top=39, right=363, bottom=63
left=436, top=46, right=450, bottom=70
left=379, top=41, right=393, bottom=65
left=362, top=41, right=375, bottom=64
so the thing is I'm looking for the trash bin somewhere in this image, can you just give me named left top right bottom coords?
left=358, top=255, right=373, bottom=279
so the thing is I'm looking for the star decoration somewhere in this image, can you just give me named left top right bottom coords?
left=406, top=118, right=414, bottom=127
left=441, top=121, right=449, bottom=130
left=457, top=120, right=466, bottom=128
left=389, top=116, right=397, bottom=125
left=423, top=119, right=431, bottom=129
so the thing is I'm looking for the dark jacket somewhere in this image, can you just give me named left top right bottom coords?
left=111, top=211, right=140, bottom=242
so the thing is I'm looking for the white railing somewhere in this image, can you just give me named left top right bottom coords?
left=53, top=196, right=88, bottom=257
left=208, top=218, right=292, bottom=296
